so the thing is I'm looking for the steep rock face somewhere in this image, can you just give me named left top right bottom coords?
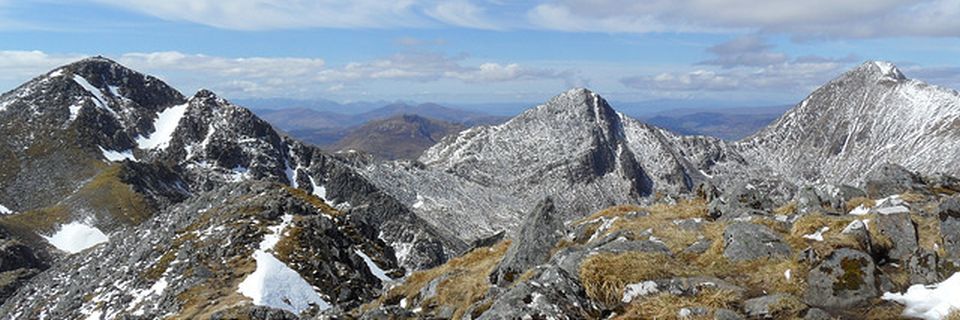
left=0, top=57, right=186, bottom=213
left=738, top=61, right=960, bottom=184
left=360, top=89, right=734, bottom=242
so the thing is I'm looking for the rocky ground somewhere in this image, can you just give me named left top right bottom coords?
left=358, top=165, right=960, bottom=319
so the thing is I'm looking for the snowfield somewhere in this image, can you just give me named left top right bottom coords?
left=42, top=221, right=109, bottom=253
left=883, top=272, right=960, bottom=320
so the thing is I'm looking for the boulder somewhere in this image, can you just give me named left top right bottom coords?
left=875, top=212, right=918, bottom=262
left=864, top=163, right=923, bottom=198
left=489, top=197, right=565, bottom=285
left=804, top=248, right=878, bottom=308
left=722, top=223, right=792, bottom=261
left=477, top=266, right=597, bottom=320
left=939, top=197, right=960, bottom=259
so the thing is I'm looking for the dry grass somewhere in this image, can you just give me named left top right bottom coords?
left=899, top=191, right=926, bottom=203
left=600, top=199, right=709, bottom=253
left=576, top=204, right=645, bottom=225
left=580, top=252, right=677, bottom=305
left=615, top=289, right=741, bottom=320
left=845, top=197, right=876, bottom=212
left=371, top=241, right=511, bottom=319
left=774, top=201, right=798, bottom=216
left=914, top=215, right=942, bottom=252
left=947, top=309, right=960, bottom=320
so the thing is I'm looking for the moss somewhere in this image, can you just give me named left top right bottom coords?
left=834, top=257, right=867, bottom=291
left=899, top=191, right=926, bottom=203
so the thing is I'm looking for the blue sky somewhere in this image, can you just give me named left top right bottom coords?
left=1, top=0, right=959, bottom=109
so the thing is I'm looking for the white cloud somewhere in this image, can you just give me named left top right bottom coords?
left=528, top=0, right=960, bottom=38
left=425, top=0, right=501, bottom=30
left=622, top=60, right=848, bottom=93
left=0, top=50, right=577, bottom=100
left=92, top=0, right=425, bottom=30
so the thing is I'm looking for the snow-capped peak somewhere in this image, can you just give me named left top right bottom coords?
left=867, top=60, right=906, bottom=81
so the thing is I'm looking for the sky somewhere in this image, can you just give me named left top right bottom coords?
left=0, top=0, right=959, bottom=110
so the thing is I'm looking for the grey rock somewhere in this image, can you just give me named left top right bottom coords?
left=744, top=293, right=798, bottom=319
left=908, top=250, right=939, bottom=285
left=722, top=223, right=792, bottom=261
left=804, top=248, right=878, bottom=308
left=865, top=163, right=924, bottom=198
left=490, top=197, right=565, bottom=285
left=714, top=308, right=745, bottom=320
left=939, top=197, right=960, bottom=259
left=592, top=238, right=671, bottom=255
left=803, top=308, right=833, bottom=320
left=477, top=266, right=597, bottom=320
left=684, top=238, right=713, bottom=254
left=875, top=212, right=918, bottom=262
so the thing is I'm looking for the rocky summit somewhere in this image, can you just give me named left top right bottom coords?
left=1, top=58, right=959, bottom=320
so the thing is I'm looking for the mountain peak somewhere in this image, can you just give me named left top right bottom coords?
left=851, top=60, right=906, bottom=81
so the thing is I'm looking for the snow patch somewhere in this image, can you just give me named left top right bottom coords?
left=309, top=176, right=328, bottom=202
left=72, top=75, right=117, bottom=116
left=883, top=272, right=960, bottom=320
left=355, top=249, right=392, bottom=284
left=803, top=227, right=830, bottom=242
left=136, top=103, right=189, bottom=150
left=849, top=204, right=871, bottom=215
left=0, top=204, right=12, bottom=214
left=238, top=214, right=330, bottom=314
left=98, top=146, right=136, bottom=162
left=622, top=281, right=659, bottom=303
left=69, top=104, right=82, bottom=121
left=42, top=221, right=109, bottom=253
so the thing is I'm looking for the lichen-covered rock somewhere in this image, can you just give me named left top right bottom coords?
left=939, top=197, right=960, bottom=260
left=804, top=248, right=878, bottom=308
left=722, top=223, right=792, bottom=261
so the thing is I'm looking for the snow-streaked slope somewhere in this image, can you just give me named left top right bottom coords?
left=362, top=88, right=733, bottom=241
left=136, top=103, right=189, bottom=150
left=737, top=61, right=960, bottom=184
left=238, top=214, right=331, bottom=314
left=42, top=221, right=109, bottom=253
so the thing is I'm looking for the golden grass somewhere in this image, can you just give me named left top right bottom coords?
left=774, top=201, right=798, bottom=216
left=914, top=214, right=942, bottom=252
left=615, top=289, right=741, bottom=320
left=580, top=252, right=676, bottom=305
left=899, top=191, right=926, bottom=203
left=845, top=197, right=876, bottom=212
left=576, top=204, right=644, bottom=225
left=599, top=199, right=709, bottom=253
left=370, top=241, right=511, bottom=319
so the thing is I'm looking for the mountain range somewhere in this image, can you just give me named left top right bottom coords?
left=0, top=58, right=958, bottom=319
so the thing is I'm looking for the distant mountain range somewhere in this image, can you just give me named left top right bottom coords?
left=642, top=105, right=790, bottom=140
left=253, top=103, right=508, bottom=158
left=2, top=58, right=960, bottom=319
left=331, top=114, right=467, bottom=160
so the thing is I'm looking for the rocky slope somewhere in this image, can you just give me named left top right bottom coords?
left=356, top=61, right=960, bottom=247
left=359, top=167, right=960, bottom=319
left=0, top=58, right=465, bottom=317
left=737, top=61, right=960, bottom=184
